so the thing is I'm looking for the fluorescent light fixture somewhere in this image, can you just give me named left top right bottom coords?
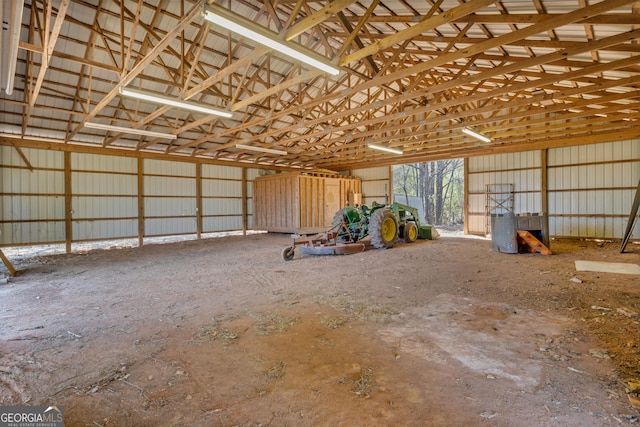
left=84, top=122, right=177, bottom=140
left=4, top=0, right=24, bottom=95
left=368, top=143, right=403, bottom=155
left=203, top=4, right=340, bottom=76
left=236, top=144, right=288, bottom=155
left=120, top=87, right=233, bottom=118
left=462, top=126, right=492, bottom=143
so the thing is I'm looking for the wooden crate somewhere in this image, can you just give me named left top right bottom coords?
left=253, top=172, right=361, bottom=234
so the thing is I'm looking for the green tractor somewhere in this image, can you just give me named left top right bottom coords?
left=281, top=201, right=432, bottom=261
left=333, top=202, right=431, bottom=249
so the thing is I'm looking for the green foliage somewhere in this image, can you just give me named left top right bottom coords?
left=393, top=160, right=464, bottom=225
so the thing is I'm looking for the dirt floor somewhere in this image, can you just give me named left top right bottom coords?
left=1, top=231, right=639, bottom=426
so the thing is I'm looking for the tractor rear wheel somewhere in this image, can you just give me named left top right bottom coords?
left=332, top=209, right=350, bottom=242
left=403, top=221, right=418, bottom=243
left=369, top=209, right=398, bottom=249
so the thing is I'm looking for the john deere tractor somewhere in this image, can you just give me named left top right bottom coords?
left=280, top=201, right=431, bottom=261
left=332, top=202, right=430, bottom=249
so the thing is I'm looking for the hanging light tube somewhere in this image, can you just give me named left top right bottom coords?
left=368, top=143, right=403, bottom=155
left=236, top=144, right=288, bottom=155
left=119, top=87, right=233, bottom=118
left=84, top=122, right=177, bottom=140
left=462, top=126, right=492, bottom=143
left=202, top=4, right=340, bottom=76
left=5, top=0, right=24, bottom=95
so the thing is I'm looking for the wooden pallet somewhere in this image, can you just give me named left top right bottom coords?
left=516, top=231, right=552, bottom=255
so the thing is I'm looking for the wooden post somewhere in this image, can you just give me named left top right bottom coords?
left=241, top=168, right=248, bottom=235
left=137, top=157, right=144, bottom=247
left=541, top=149, right=550, bottom=247
left=196, top=163, right=203, bottom=239
left=463, top=158, right=469, bottom=235
left=64, top=151, right=72, bottom=253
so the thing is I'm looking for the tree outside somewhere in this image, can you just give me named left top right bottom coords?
left=393, top=160, right=464, bottom=226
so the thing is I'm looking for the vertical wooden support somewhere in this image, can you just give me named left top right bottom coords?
left=387, top=165, right=393, bottom=204
left=196, top=163, right=203, bottom=239
left=541, top=149, right=550, bottom=247
left=463, top=158, right=469, bottom=235
left=0, top=249, right=17, bottom=276
left=241, top=168, right=248, bottom=235
left=137, top=157, right=144, bottom=247
left=64, top=151, right=72, bottom=253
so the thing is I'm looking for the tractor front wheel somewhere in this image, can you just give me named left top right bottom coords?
left=369, top=209, right=398, bottom=249
left=403, top=221, right=418, bottom=243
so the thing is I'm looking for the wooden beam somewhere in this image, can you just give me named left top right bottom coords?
left=26, top=0, right=71, bottom=118
left=285, top=0, right=356, bottom=41
left=340, top=0, right=497, bottom=66
left=67, top=2, right=201, bottom=140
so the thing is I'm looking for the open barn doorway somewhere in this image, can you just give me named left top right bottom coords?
left=393, top=160, right=464, bottom=234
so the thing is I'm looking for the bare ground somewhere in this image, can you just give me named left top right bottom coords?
left=1, top=232, right=639, bottom=426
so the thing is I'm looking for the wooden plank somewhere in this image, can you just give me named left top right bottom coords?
left=516, top=230, right=552, bottom=255
left=575, top=260, right=640, bottom=275
left=0, top=249, right=17, bottom=277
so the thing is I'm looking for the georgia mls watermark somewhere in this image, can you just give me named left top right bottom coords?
left=0, top=406, right=64, bottom=427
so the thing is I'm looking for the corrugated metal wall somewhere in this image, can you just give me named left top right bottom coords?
left=548, top=140, right=640, bottom=239
left=1, top=147, right=65, bottom=244
left=144, top=159, right=197, bottom=237
left=0, top=145, right=260, bottom=248
left=202, top=164, right=244, bottom=232
left=467, top=139, right=640, bottom=239
left=72, top=153, right=137, bottom=241
left=351, top=166, right=391, bottom=206
left=468, top=151, right=542, bottom=235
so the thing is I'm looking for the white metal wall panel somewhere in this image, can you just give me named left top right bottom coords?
left=72, top=153, right=137, bottom=173
left=203, top=180, right=240, bottom=197
left=352, top=166, right=391, bottom=206
left=144, top=159, right=194, bottom=176
left=203, top=216, right=242, bottom=232
left=72, top=196, right=137, bottom=219
left=73, top=219, right=137, bottom=240
left=467, top=152, right=542, bottom=235
left=146, top=217, right=197, bottom=236
left=352, top=166, right=389, bottom=180
left=203, top=199, right=242, bottom=215
left=202, top=164, right=242, bottom=179
left=4, top=168, right=63, bottom=194
left=200, top=164, right=243, bottom=233
left=3, top=221, right=65, bottom=244
left=73, top=171, right=137, bottom=195
left=1, top=146, right=64, bottom=168
left=144, top=175, right=196, bottom=196
left=142, top=160, right=196, bottom=237
left=70, top=153, right=139, bottom=242
left=548, top=139, right=640, bottom=239
left=144, top=197, right=197, bottom=217
left=1, top=147, right=65, bottom=244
